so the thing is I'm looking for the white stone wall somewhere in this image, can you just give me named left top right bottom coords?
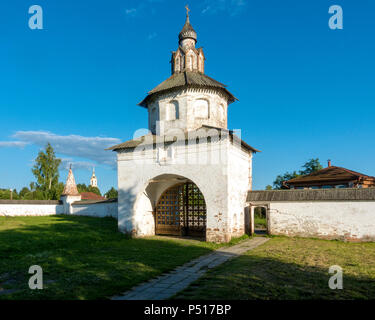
left=72, top=202, right=118, bottom=218
left=0, top=201, right=118, bottom=219
left=116, top=134, right=253, bottom=242
left=268, top=201, right=375, bottom=241
left=0, top=204, right=64, bottom=216
left=227, top=143, right=252, bottom=238
left=148, top=88, right=228, bottom=134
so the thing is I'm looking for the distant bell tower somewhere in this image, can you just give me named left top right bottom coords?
left=90, top=168, right=98, bottom=188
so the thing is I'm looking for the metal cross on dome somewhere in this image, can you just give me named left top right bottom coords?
left=185, top=5, right=190, bottom=17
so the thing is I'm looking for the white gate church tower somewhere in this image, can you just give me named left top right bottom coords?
left=108, top=8, right=259, bottom=243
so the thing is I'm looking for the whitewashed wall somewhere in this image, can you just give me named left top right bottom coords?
left=0, top=203, right=64, bottom=216
left=269, top=201, right=375, bottom=241
left=71, top=201, right=118, bottom=218
left=148, top=88, right=229, bottom=134
left=0, top=200, right=118, bottom=219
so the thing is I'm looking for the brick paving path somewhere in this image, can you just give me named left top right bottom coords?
left=111, top=236, right=269, bottom=300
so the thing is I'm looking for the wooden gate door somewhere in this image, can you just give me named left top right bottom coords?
left=155, top=182, right=206, bottom=237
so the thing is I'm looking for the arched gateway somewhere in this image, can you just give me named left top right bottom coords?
left=155, top=182, right=206, bottom=238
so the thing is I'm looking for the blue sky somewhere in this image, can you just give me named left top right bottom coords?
left=1, top=0, right=374, bottom=193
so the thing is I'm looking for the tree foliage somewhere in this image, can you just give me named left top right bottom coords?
left=105, top=187, right=118, bottom=199
left=77, top=184, right=89, bottom=193
left=77, top=183, right=101, bottom=196
left=299, top=158, right=323, bottom=176
left=0, top=189, right=19, bottom=200
left=272, top=158, right=323, bottom=190
left=31, top=143, right=62, bottom=199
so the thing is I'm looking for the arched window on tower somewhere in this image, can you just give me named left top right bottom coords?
left=175, top=57, right=180, bottom=73
left=165, top=100, right=179, bottom=120
left=199, top=56, right=204, bottom=73
left=218, top=104, right=225, bottom=122
left=150, top=106, right=158, bottom=132
left=194, top=99, right=209, bottom=119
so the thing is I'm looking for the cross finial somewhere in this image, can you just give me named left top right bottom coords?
left=185, top=5, right=190, bottom=17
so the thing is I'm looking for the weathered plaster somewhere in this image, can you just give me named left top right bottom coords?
left=268, top=201, right=375, bottom=241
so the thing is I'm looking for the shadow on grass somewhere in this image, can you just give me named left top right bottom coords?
left=0, top=215, right=219, bottom=300
left=176, top=250, right=375, bottom=300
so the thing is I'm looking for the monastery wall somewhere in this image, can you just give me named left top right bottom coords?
left=268, top=201, right=375, bottom=241
left=0, top=199, right=118, bottom=219
left=0, top=200, right=64, bottom=216
left=247, top=189, right=375, bottom=242
left=71, top=200, right=118, bottom=218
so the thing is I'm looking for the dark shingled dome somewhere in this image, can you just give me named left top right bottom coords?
left=179, top=15, right=197, bottom=43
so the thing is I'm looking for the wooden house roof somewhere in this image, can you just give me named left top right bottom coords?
left=286, top=166, right=375, bottom=185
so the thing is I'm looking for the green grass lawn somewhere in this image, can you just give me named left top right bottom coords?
left=254, top=217, right=267, bottom=229
left=0, top=215, right=246, bottom=300
left=175, top=236, right=375, bottom=300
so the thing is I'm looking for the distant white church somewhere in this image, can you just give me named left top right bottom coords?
left=90, top=168, right=98, bottom=188
left=108, top=9, right=259, bottom=243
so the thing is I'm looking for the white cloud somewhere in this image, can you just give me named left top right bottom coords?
left=12, top=131, right=121, bottom=168
left=147, top=32, right=157, bottom=40
left=125, top=8, right=137, bottom=16
left=201, top=0, right=246, bottom=16
left=0, top=141, right=28, bottom=148
left=60, top=158, right=96, bottom=171
left=125, top=0, right=164, bottom=18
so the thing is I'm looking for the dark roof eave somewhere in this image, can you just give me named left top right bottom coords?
left=138, top=85, right=238, bottom=108
left=106, top=127, right=260, bottom=154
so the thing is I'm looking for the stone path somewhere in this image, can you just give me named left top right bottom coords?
left=112, top=236, right=269, bottom=300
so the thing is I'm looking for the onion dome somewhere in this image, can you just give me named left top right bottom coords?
left=178, top=6, right=197, bottom=44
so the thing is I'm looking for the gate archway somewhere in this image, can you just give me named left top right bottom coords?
left=155, top=182, right=206, bottom=238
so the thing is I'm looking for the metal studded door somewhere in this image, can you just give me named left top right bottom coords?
left=155, top=182, right=206, bottom=238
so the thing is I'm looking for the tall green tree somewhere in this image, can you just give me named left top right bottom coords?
left=32, top=143, right=62, bottom=199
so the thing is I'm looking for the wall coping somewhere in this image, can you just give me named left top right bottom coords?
left=72, top=199, right=118, bottom=206
left=247, top=188, right=375, bottom=202
left=0, top=200, right=63, bottom=205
